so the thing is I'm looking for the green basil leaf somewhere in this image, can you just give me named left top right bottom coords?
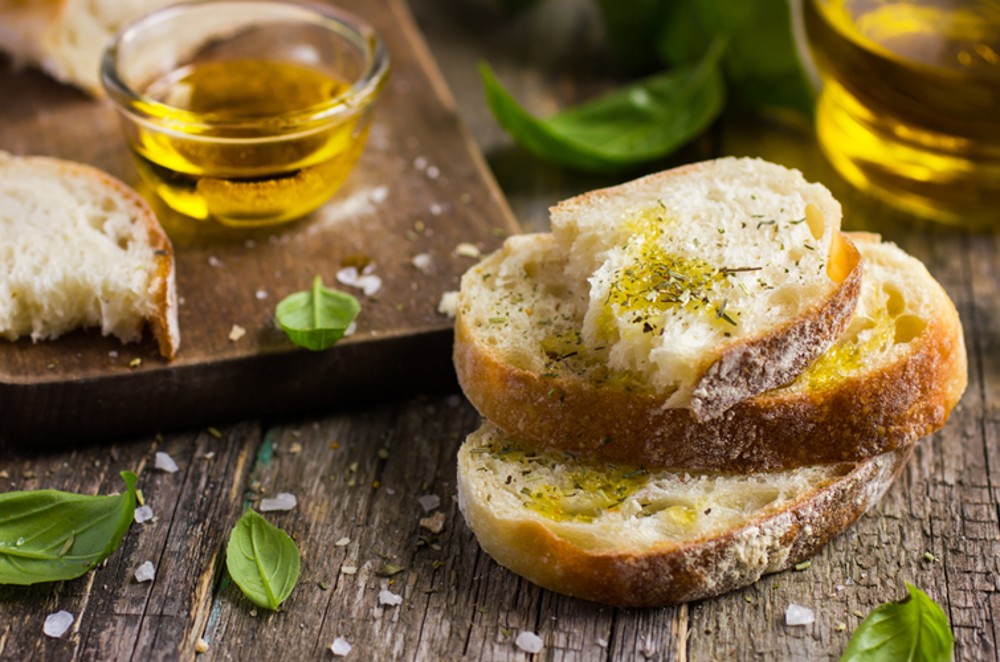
left=679, top=0, right=815, bottom=117
left=275, top=275, right=361, bottom=351
left=480, top=40, right=725, bottom=173
left=0, top=471, right=138, bottom=585
left=840, top=583, right=954, bottom=662
left=225, top=509, right=300, bottom=610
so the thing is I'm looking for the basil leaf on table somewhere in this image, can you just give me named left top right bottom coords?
left=275, top=276, right=360, bottom=351
left=840, top=583, right=954, bottom=662
left=480, top=39, right=725, bottom=173
left=0, top=471, right=138, bottom=585
left=225, top=509, right=300, bottom=610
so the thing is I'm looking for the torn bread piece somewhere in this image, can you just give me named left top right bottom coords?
left=0, top=152, right=179, bottom=358
left=549, top=157, right=862, bottom=420
left=455, top=232, right=964, bottom=471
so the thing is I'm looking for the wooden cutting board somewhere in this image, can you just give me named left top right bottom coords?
left=0, top=0, right=519, bottom=443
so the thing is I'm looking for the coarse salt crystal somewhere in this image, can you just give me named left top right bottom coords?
left=515, top=631, right=543, bottom=654
left=437, top=291, right=459, bottom=319
left=259, top=492, right=297, bottom=512
left=378, top=589, right=403, bottom=606
left=785, top=603, right=815, bottom=626
left=596, top=638, right=608, bottom=648
left=208, top=256, right=223, bottom=268
left=412, top=253, right=433, bottom=274
left=454, top=243, right=480, bottom=259
left=418, top=494, right=441, bottom=513
left=414, top=156, right=427, bottom=170
left=134, top=505, right=154, bottom=524
left=335, top=537, right=351, bottom=547
left=134, top=561, right=155, bottom=583
left=344, top=321, right=357, bottom=337
left=43, top=610, right=74, bottom=638
left=341, top=565, right=357, bottom=575
left=228, top=325, right=246, bottom=342
left=331, top=637, right=352, bottom=656
left=154, top=451, right=179, bottom=473
left=369, top=186, right=388, bottom=204
left=426, top=166, right=440, bottom=179
left=429, top=203, right=443, bottom=216
left=255, top=289, right=268, bottom=300
left=336, top=267, right=382, bottom=297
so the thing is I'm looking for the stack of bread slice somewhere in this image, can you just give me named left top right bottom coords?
left=453, top=158, right=966, bottom=607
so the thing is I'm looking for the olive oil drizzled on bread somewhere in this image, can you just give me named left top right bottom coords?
left=132, top=60, right=369, bottom=225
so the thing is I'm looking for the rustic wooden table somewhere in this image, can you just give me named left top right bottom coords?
left=2, top=1, right=998, bottom=660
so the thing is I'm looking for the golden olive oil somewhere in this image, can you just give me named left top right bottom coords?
left=804, top=0, right=1000, bottom=227
left=131, top=60, right=370, bottom=226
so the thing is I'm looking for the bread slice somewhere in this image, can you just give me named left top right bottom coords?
left=455, top=232, right=965, bottom=471
left=0, top=152, right=179, bottom=358
left=548, top=158, right=862, bottom=420
left=457, top=421, right=911, bottom=607
left=0, top=0, right=177, bottom=96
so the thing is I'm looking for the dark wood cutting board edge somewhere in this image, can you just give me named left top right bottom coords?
left=0, top=0, right=519, bottom=444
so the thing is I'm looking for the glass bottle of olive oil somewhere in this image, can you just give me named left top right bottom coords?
left=804, top=0, right=1000, bottom=227
left=131, top=60, right=370, bottom=226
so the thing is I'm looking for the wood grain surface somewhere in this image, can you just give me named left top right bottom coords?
left=1, top=0, right=999, bottom=660
left=0, top=0, right=519, bottom=443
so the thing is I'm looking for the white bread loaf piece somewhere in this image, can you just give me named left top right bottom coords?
left=455, top=232, right=965, bottom=471
left=0, top=152, right=179, bottom=358
left=548, top=157, right=862, bottom=420
left=457, top=421, right=911, bottom=607
left=0, top=0, right=176, bottom=96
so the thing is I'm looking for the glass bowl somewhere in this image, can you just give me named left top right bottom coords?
left=102, top=0, right=390, bottom=227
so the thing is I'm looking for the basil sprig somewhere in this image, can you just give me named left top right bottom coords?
left=275, top=276, right=361, bottom=351
left=481, top=39, right=725, bottom=173
left=840, top=583, right=954, bottom=662
left=0, top=472, right=137, bottom=585
left=225, top=509, right=300, bottom=610
left=483, top=0, right=814, bottom=172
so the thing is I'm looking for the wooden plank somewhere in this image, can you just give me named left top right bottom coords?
left=0, top=424, right=256, bottom=661
left=0, top=0, right=519, bottom=444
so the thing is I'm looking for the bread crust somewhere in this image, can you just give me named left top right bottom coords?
left=457, top=441, right=912, bottom=608
left=454, top=233, right=966, bottom=472
left=0, top=154, right=179, bottom=358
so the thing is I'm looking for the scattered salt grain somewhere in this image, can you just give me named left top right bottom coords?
left=341, top=565, right=358, bottom=575
left=134, top=505, right=155, bottom=524
left=454, top=242, right=481, bottom=259
left=335, top=537, right=351, bottom=547
left=378, top=589, right=403, bottom=606
left=134, top=561, right=156, bottom=583
left=259, top=492, right=297, bottom=512
left=412, top=253, right=433, bottom=274
left=108, top=350, right=119, bottom=358
left=419, top=511, right=446, bottom=534
left=426, top=165, right=440, bottom=179
left=596, top=638, right=608, bottom=648
left=228, top=325, right=246, bottom=342
left=43, top=610, right=74, bottom=638
left=418, top=494, right=441, bottom=512
left=437, top=291, right=459, bottom=318
left=785, top=603, right=815, bottom=626
left=344, top=321, right=357, bottom=337
left=336, top=266, right=382, bottom=297
left=414, top=156, right=427, bottom=170
left=369, top=186, right=388, bottom=204
left=255, top=289, right=268, bottom=300
left=515, top=631, right=543, bottom=654
left=429, top=203, right=443, bottom=216
left=208, top=256, right=223, bottom=268
left=154, top=451, right=179, bottom=473
left=331, top=637, right=352, bottom=656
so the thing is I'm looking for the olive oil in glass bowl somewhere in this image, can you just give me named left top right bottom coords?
left=804, top=0, right=1000, bottom=228
left=102, top=1, right=389, bottom=227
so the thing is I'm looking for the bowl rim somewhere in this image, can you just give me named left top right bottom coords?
left=101, top=0, right=390, bottom=137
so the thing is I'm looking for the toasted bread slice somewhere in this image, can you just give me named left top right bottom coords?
left=455, top=233, right=965, bottom=471
left=0, top=152, right=179, bottom=358
left=549, top=158, right=862, bottom=420
left=457, top=421, right=911, bottom=607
